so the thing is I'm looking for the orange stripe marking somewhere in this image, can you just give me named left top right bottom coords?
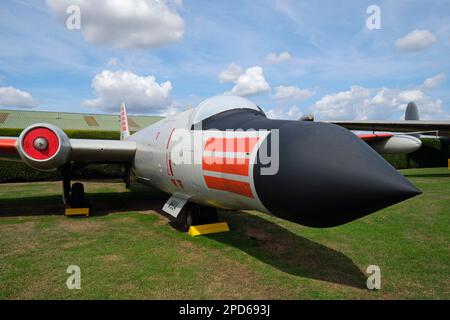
left=0, top=139, right=17, bottom=154
left=205, top=137, right=258, bottom=153
left=358, top=133, right=393, bottom=141
left=202, top=156, right=249, bottom=176
left=204, top=176, right=254, bottom=198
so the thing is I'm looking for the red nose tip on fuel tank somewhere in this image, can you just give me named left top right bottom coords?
left=22, top=127, right=60, bottom=160
left=18, top=124, right=71, bottom=171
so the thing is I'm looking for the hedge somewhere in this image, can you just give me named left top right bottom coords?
left=383, top=138, right=449, bottom=169
left=0, top=128, right=448, bottom=182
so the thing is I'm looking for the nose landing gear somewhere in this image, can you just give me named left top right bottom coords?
left=185, top=203, right=218, bottom=229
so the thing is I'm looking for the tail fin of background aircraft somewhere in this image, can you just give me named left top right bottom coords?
left=405, top=102, right=420, bottom=138
left=120, top=102, right=130, bottom=140
left=405, top=102, right=420, bottom=120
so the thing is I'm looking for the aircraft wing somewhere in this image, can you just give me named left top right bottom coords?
left=0, top=104, right=136, bottom=169
left=0, top=104, right=138, bottom=207
left=0, top=126, right=136, bottom=170
left=0, top=137, right=18, bottom=160
left=328, top=120, right=450, bottom=137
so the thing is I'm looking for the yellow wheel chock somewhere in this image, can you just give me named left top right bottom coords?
left=188, top=222, right=230, bottom=237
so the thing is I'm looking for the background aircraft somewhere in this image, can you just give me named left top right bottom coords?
left=301, top=102, right=450, bottom=154
left=0, top=95, right=421, bottom=228
left=328, top=102, right=450, bottom=138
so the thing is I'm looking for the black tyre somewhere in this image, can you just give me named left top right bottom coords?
left=70, top=182, right=85, bottom=208
left=185, top=203, right=218, bottom=228
left=185, top=203, right=202, bottom=228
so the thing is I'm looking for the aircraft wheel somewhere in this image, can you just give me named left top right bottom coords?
left=70, top=182, right=85, bottom=208
left=185, top=203, right=202, bottom=228
left=185, top=204, right=218, bottom=228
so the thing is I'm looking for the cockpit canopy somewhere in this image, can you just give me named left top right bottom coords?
left=191, top=95, right=265, bottom=125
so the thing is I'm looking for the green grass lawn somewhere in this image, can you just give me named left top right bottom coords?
left=0, top=168, right=449, bottom=299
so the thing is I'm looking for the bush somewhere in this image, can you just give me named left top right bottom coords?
left=383, top=138, right=449, bottom=169
left=0, top=161, right=60, bottom=182
left=383, top=154, right=409, bottom=169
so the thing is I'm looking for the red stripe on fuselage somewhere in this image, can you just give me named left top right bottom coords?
left=168, top=158, right=174, bottom=176
left=204, top=176, right=254, bottom=198
left=166, top=128, right=175, bottom=149
left=205, top=137, right=258, bottom=153
left=166, top=128, right=175, bottom=176
left=202, top=156, right=249, bottom=176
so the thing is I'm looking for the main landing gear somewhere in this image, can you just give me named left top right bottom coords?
left=61, top=164, right=85, bottom=208
left=60, top=162, right=131, bottom=209
left=184, top=203, right=218, bottom=229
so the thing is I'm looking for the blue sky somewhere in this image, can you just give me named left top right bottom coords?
left=0, top=0, right=449, bottom=120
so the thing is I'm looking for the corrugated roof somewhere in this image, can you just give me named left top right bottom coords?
left=0, top=112, right=9, bottom=123
left=0, top=109, right=162, bottom=131
left=83, top=116, right=100, bottom=127
left=127, top=117, right=140, bottom=129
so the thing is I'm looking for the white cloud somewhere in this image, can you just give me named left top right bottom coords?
left=310, top=85, right=446, bottom=121
left=273, top=85, right=314, bottom=101
left=230, top=66, right=270, bottom=97
left=47, top=0, right=184, bottom=49
left=83, top=70, right=172, bottom=113
left=0, top=86, right=38, bottom=108
left=266, top=51, right=292, bottom=64
left=398, top=90, right=424, bottom=102
left=107, top=57, right=119, bottom=66
left=266, top=105, right=302, bottom=120
left=218, top=63, right=242, bottom=83
left=423, top=73, right=446, bottom=90
left=172, top=0, right=183, bottom=8
left=396, top=29, right=436, bottom=52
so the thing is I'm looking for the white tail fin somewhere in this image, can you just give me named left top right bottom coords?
left=120, top=102, right=130, bottom=140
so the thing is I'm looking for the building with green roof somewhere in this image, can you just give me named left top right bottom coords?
left=0, top=109, right=163, bottom=131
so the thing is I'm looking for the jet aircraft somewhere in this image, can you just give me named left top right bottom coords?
left=0, top=95, right=422, bottom=228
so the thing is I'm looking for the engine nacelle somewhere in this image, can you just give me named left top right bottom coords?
left=17, top=123, right=71, bottom=171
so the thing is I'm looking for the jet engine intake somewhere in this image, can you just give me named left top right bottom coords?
left=17, top=123, right=71, bottom=171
